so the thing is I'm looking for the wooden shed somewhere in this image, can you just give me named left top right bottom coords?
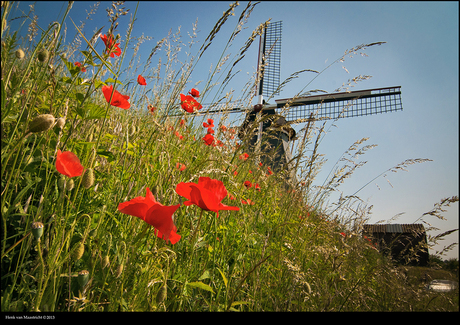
left=362, top=224, right=429, bottom=266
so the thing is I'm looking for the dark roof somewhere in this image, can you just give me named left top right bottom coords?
left=363, top=224, right=425, bottom=234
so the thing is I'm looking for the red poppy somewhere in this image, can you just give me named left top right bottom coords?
left=101, top=85, right=130, bottom=109
left=241, top=199, right=255, bottom=205
left=175, top=177, right=239, bottom=218
left=244, top=181, right=252, bottom=189
left=207, top=127, right=214, bottom=135
left=175, top=131, right=184, bottom=140
left=202, top=133, right=215, bottom=146
left=148, top=104, right=156, bottom=113
left=100, top=34, right=121, bottom=58
left=340, top=232, right=346, bottom=238
left=254, top=183, right=261, bottom=191
left=180, top=94, right=202, bottom=113
left=220, top=125, right=227, bottom=132
left=176, top=162, right=186, bottom=171
left=55, top=150, right=84, bottom=178
left=189, top=88, right=200, bottom=98
left=137, top=75, right=147, bottom=85
left=74, top=62, right=86, bottom=72
left=203, top=119, right=214, bottom=128
left=239, top=153, right=249, bottom=160
left=118, top=188, right=181, bottom=244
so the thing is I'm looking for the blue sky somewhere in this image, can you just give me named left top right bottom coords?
left=7, top=1, right=458, bottom=259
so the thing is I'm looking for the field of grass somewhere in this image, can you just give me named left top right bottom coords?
left=1, top=1, right=458, bottom=312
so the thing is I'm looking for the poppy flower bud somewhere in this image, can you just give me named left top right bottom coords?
left=55, top=117, right=65, bottom=130
left=37, top=49, right=49, bottom=62
left=66, top=178, right=74, bottom=191
left=72, top=241, right=85, bottom=261
left=31, top=222, right=44, bottom=240
left=116, top=263, right=124, bottom=278
left=156, top=284, right=167, bottom=304
left=77, top=270, right=90, bottom=289
left=57, top=175, right=66, bottom=191
left=15, top=49, right=25, bottom=60
left=82, top=168, right=94, bottom=189
left=28, top=114, right=55, bottom=133
left=129, top=124, right=136, bottom=136
left=102, top=255, right=110, bottom=269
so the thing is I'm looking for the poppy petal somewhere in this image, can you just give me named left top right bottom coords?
left=55, top=150, right=84, bottom=178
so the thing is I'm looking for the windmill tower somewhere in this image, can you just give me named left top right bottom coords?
left=193, top=21, right=403, bottom=184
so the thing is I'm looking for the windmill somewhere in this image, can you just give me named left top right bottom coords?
left=191, top=21, right=403, bottom=184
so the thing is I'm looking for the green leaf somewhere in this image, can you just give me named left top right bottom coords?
left=217, top=268, right=228, bottom=289
left=198, top=270, right=211, bottom=281
left=186, top=281, right=215, bottom=294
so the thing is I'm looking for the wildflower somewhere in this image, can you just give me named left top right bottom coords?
left=137, top=75, right=147, bottom=85
left=180, top=94, right=202, bottom=113
left=207, top=127, right=214, bottom=135
left=176, top=162, right=186, bottom=171
left=220, top=125, right=227, bottom=132
left=175, top=131, right=184, bottom=140
left=175, top=177, right=239, bottom=218
left=74, top=61, right=86, bottom=72
left=148, top=105, right=156, bottom=114
left=241, top=199, right=255, bottom=205
left=118, top=188, right=181, bottom=244
left=100, top=34, right=121, bottom=58
left=101, top=85, right=130, bottom=109
left=180, top=119, right=186, bottom=127
left=189, top=88, right=200, bottom=98
left=202, top=133, right=215, bottom=146
left=55, top=150, right=84, bottom=178
left=254, top=183, right=261, bottom=191
left=239, top=153, right=249, bottom=160
left=244, top=181, right=252, bottom=189
left=203, top=119, right=214, bottom=128
left=28, top=114, right=55, bottom=133
left=340, top=232, right=346, bottom=239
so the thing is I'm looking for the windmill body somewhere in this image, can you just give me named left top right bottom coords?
left=197, top=21, right=403, bottom=185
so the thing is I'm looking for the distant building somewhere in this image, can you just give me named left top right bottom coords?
left=362, top=224, right=429, bottom=266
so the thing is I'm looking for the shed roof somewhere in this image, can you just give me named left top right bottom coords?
left=363, top=224, right=425, bottom=234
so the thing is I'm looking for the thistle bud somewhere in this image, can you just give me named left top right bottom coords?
left=31, top=222, right=44, bottom=240
left=77, top=270, right=90, bottom=289
left=72, top=241, right=85, bottom=261
left=15, top=49, right=25, bottom=60
left=28, top=114, right=55, bottom=133
left=82, top=168, right=94, bottom=189
left=156, top=284, right=167, bottom=304
left=37, top=49, right=49, bottom=62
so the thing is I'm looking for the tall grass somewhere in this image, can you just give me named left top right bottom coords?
left=1, top=1, right=458, bottom=312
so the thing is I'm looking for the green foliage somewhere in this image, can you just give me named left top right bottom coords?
left=1, top=1, right=457, bottom=313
